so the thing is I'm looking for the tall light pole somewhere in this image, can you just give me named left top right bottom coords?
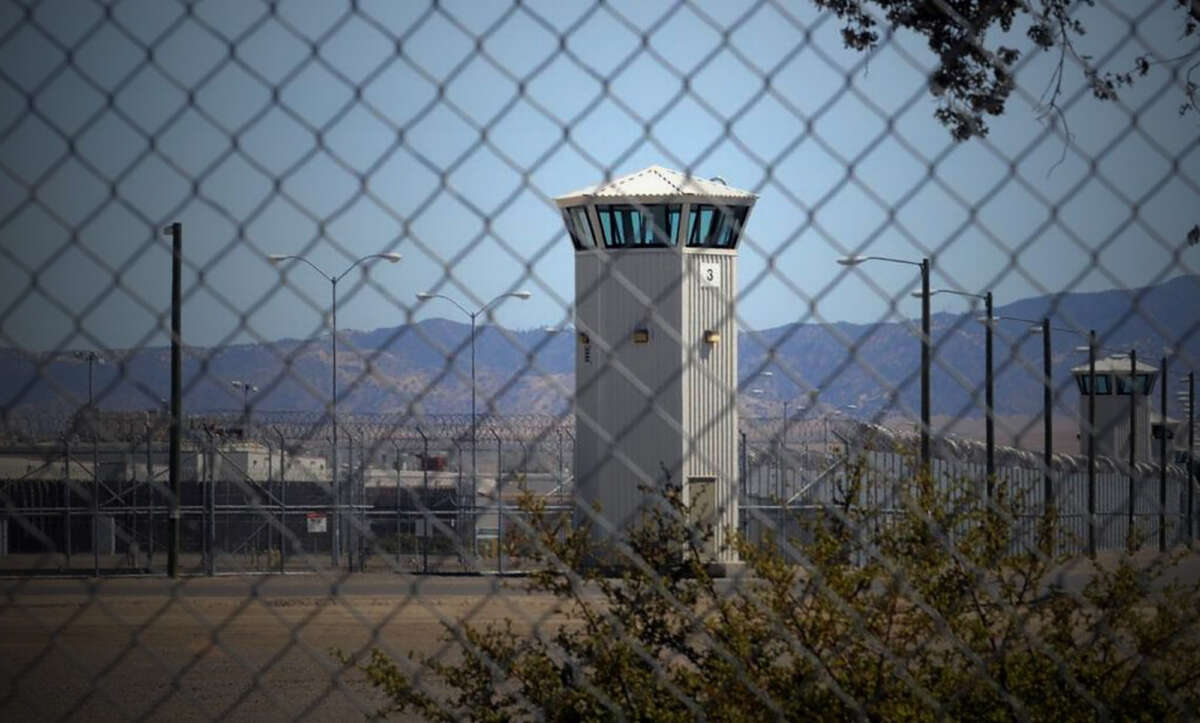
left=415, top=290, right=532, bottom=557
left=1039, top=318, right=1052, bottom=509
left=756, top=370, right=787, bottom=444
left=1181, top=373, right=1195, bottom=543
left=1073, top=332, right=1098, bottom=556
left=73, top=351, right=103, bottom=410
left=230, top=380, right=257, bottom=428
left=162, top=222, right=183, bottom=578
left=925, top=289, right=994, bottom=491
left=839, top=255, right=931, bottom=469
left=993, top=315, right=1061, bottom=508
left=1128, top=349, right=1137, bottom=534
left=1088, top=332, right=1096, bottom=555
left=1160, top=353, right=1168, bottom=552
left=74, top=350, right=103, bottom=578
left=269, top=251, right=401, bottom=567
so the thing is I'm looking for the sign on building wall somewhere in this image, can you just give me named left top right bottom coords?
left=699, top=262, right=720, bottom=288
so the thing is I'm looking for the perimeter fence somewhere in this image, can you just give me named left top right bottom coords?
left=1, top=0, right=1200, bottom=719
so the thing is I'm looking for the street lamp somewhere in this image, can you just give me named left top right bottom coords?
left=73, top=351, right=104, bottom=410
left=230, top=380, right=258, bottom=427
left=838, top=254, right=931, bottom=469
left=924, top=289, right=995, bottom=490
left=73, top=350, right=103, bottom=578
left=755, top=370, right=788, bottom=443
left=415, top=290, right=532, bottom=558
left=268, top=251, right=402, bottom=567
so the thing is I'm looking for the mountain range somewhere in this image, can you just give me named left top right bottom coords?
left=4, top=275, right=1198, bottom=427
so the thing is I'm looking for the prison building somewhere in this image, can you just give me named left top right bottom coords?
left=555, top=166, right=757, bottom=563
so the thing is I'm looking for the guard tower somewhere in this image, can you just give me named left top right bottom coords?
left=555, top=166, right=757, bottom=564
left=1072, top=355, right=1159, bottom=462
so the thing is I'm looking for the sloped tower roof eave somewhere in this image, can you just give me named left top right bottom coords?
left=1070, top=356, right=1160, bottom=374
left=554, top=165, right=757, bottom=206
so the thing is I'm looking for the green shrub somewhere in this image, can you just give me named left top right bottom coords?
left=337, top=464, right=1200, bottom=720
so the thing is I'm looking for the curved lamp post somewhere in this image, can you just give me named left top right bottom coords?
left=268, top=251, right=401, bottom=567
left=838, top=255, right=931, bottom=470
left=415, top=290, right=532, bottom=558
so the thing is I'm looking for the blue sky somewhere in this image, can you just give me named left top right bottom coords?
left=0, top=0, right=1197, bottom=353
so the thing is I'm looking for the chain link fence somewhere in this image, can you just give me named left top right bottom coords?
left=2, top=0, right=1199, bottom=718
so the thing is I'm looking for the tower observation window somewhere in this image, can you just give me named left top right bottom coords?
left=687, top=204, right=747, bottom=248
left=1117, top=373, right=1153, bottom=395
left=1076, top=374, right=1112, bottom=395
left=595, top=204, right=680, bottom=247
left=563, top=206, right=596, bottom=249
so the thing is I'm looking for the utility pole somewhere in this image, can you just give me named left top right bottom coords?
left=165, top=222, right=183, bottom=578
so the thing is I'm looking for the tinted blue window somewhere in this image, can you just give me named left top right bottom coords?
left=596, top=204, right=679, bottom=247
left=563, top=207, right=597, bottom=249
left=569, top=207, right=595, bottom=248
left=688, top=204, right=747, bottom=248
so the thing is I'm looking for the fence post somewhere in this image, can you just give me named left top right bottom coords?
left=263, top=438, right=272, bottom=568
left=274, top=427, right=285, bottom=573
left=1160, top=355, right=1168, bottom=552
left=145, top=421, right=153, bottom=569
left=556, top=428, right=564, bottom=505
left=390, top=439, right=400, bottom=566
left=776, top=438, right=784, bottom=555
left=126, top=434, right=135, bottom=570
left=1087, top=330, right=1096, bottom=558
left=417, top=427, right=429, bottom=575
left=92, top=423, right=99, bottom=578
left=1128, top=350, right=1137, bottom=544
left=346, top=432, right=355, bottom=572
left=494, top=430, right=502, bottom=575
left=453, top=440, right=466, bottom=558
left=1188, top=372, right=1195, bottom=546
left=63, top=436, right=71, bottom=569
left=206, top=428, right=216, bottom=576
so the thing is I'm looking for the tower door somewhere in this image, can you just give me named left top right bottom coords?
left=687, top=477, right=717, bottom=558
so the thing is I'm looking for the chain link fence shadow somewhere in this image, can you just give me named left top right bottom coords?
left=1, top=0, right=1199, bottom=718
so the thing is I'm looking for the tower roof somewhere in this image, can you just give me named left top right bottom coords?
left=555, top=165, right=757, bottom=204
left=1070, top=355, right=1158, bottom=374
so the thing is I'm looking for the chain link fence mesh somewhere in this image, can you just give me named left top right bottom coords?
left=1, top=0, right=1199, bottom=718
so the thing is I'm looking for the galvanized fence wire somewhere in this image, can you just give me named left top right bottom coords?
left=1, top=0, right=1199, bottom=717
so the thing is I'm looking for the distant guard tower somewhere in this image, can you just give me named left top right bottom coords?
left=1072, top=355, right=1158, bottom=462
left=555, top=166, right=757, bottom=564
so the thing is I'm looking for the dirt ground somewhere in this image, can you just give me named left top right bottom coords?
left=5, top=547, right=1200, bottom=721
left=0, top=574, right=571, bottom=722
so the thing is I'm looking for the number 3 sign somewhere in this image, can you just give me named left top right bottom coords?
left=699, top=262, right=720, bottom=288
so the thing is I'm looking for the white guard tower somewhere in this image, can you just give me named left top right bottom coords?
left=555, top=166, right=757, bottom=564
left=1072, top=355, right=1158, bottom=462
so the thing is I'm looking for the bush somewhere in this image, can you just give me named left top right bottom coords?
left=337, top=465, right=1200, bottom=720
